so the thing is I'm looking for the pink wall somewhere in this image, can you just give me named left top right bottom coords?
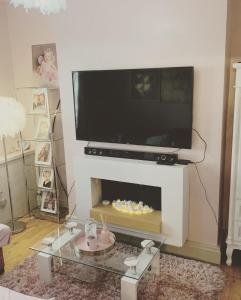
left=0, top=2, right=14, bottom=96
left=5, top=0, right=228, bottom=246
left=0, top=2, right=15, bottom=155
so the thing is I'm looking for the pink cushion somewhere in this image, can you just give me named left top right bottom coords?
left=0, top=286, right=55, bottom=300
left=0, top=225, right=11, bottom=247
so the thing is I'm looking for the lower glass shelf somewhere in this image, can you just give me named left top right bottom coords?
left=31, top=207, right=68, bottom=223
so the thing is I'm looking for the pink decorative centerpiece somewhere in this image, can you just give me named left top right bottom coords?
left=74, top=219, right=115, bottom=256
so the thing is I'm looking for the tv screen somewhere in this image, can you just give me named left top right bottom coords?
left=72, top=67, right=194, bottom=149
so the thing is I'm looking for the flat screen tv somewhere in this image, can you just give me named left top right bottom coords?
left=72, top=66, right=194, bottom=149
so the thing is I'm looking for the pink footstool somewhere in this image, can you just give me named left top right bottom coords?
left=0, top=225, right=11, bottom=274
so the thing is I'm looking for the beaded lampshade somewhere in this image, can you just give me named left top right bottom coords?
left=0, top=97, right=25, bottom=139
left=0, top=97, right=26, bottom=234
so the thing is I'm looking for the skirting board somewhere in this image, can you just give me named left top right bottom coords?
left=162, top=240, right=221, bottom=265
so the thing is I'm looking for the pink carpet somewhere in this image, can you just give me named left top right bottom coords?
left=0, top=247, right=225, bottom=300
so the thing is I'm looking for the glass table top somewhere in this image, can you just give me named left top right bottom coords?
left=31, top=221, right=165, bottom=280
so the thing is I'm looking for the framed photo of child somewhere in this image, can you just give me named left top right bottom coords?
left=32, top=88, right=49, bottom=114
left=38, top=168, right=54, bottom=190
left=32, top=43, right=59, bottom=87
left=40, top=191, right=57, bottom=214
left=35, top=142, right=52, bottom=166
left=35, top=116, right=50, bottom=139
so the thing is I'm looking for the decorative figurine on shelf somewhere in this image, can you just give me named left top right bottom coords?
left=124, top=256, right=139, bottom=274
left=112, top=199, right=153, bottom=215
left=141, top=240, right=155, bottom=254
left=65, top=221, right=78, bottom=234
left=85, top=219, right=98, bottom=250
left=42, top=237, right=55, bottom=250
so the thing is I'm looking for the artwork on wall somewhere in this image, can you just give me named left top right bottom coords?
left=35, top=141, right=52, bottom=165
left=38, top=167, right=54, bottom=190
left=32, top=43, right=58, bottom=87
left=35, top=116, right=50, bottom=139
left=32, top=88, right=49, bottom=114
left=40, top=191, right=57, bottom=214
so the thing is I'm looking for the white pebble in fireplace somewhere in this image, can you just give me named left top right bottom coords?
left=74, top=155, right=189, bottom=247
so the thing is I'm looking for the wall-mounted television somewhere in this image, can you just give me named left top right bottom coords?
left=72, top=66, right=194, bottom=149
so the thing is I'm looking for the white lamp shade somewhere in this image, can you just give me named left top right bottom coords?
left=0, top=97, right=26, bottom=139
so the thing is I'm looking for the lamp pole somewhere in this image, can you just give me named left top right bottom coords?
left=2, top=135, right=26, bottom=234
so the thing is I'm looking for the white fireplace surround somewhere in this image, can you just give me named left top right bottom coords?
left=74, top=155, right=189, bottom=247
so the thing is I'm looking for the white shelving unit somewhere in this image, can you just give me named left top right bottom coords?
left=17, top=87, right=68, bottom=223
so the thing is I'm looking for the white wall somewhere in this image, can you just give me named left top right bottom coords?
left=5, top=0, right=228, bottom=246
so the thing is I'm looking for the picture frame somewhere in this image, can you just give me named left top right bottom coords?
left=35, top=116, right=51, bottom=140
left=31, top=88, right=49, bottom=114
left=32, top=43, right=59, bottom=87
left=37, top=167, right=54, bottom=190
left=40, top=191, right=57, bottom=214
left=35, top=142, right=52, bottom=166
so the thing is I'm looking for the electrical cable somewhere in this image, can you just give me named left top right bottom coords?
left=194, top=163, right=218, bottom=226
left=192, top=128, right=207, bottom=163
left=52, top=98, right=68, bottom=197
left=66, top=182, right=76, bottom=220
left=187, top=128, right=218, bottom=226
left=56, top=167, right=68, bottom=198
left=51, top=99, right=60, bottom=133
left=52, top=99, right=75, bottom=210
left=68, top=181, right=76, bottom=198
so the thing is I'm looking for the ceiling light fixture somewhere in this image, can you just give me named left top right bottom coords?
left=9, top=0, right=66, bottom=15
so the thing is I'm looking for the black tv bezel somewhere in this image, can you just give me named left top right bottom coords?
left=72, top=66, right=194, bottom=150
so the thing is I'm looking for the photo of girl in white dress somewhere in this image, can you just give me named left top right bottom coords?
left=38, top=168, right=54, bottom=190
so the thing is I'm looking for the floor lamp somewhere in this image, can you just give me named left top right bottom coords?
left=0, top=97, right=26, bottom=234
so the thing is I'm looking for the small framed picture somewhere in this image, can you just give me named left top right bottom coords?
left=35, top=142, right=52, bottom=165
left=35, top=116, right=50, bottom=139
left=32, top=43, right=59, bottom=87
left=32, top=88, right=49, bottom=114
left=38, top=167, right=54, bottom=190
left=40, top=191, right=57, bottom=214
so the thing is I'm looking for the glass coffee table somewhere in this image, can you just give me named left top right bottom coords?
left=31, top=221, right=164, bottom=300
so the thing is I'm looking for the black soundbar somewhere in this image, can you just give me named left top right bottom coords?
left=84, top=147, right=178, bottom=165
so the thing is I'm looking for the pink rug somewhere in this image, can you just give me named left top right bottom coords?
left=0, top=247, right=225, bottom=300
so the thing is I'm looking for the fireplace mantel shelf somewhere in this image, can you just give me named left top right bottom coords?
left=74, top=154, right=189, bottom=247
